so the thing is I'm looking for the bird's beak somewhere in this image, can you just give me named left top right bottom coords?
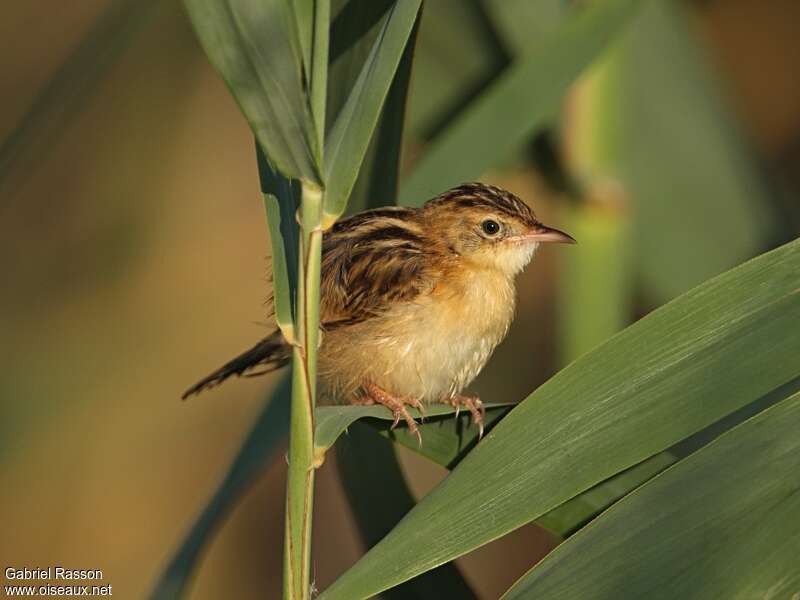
left=515, top=223, right=576, bottom=244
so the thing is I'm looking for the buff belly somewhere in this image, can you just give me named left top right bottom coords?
left=318, top=269, right=516, bottom=404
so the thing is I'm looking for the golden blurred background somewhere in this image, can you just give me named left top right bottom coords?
left=2, top=1, right=799, bottom=598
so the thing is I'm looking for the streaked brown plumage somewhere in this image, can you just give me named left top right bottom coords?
left=183, top=182, right=575, bottom=440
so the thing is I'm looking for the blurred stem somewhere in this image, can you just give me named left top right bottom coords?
left=284, top=180, right=324, bottom=600
left=558, top=52, right=632, bottom=363
left=558, top=192, right=631, bottom=363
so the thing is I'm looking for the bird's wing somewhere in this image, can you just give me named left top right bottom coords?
left=319, top=207, right=436, bottom=328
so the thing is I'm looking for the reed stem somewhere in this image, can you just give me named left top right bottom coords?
left=283, top=180, right=324, bottom=600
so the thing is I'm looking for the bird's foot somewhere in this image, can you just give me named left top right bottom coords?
left=446, top=394, right=486, bottom=438
left=353, top=382, right=424, bottom=446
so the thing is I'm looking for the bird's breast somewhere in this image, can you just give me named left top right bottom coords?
left=370, top=267, right=515, bottom=398
left=429, top=266, right=516, bottom=342
left=318, top=265, right=518, bottom=402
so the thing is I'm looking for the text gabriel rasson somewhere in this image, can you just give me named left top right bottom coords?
left=5, top=567, right=104, bottom=580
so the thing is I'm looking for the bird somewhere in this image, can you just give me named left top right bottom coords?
left=183, top=182, right=575, bottom=442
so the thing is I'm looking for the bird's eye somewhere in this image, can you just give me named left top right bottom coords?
left=481, top=219, right=500, bottom=236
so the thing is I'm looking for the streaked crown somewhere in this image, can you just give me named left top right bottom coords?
left=423, top=182, right=538, bottom=227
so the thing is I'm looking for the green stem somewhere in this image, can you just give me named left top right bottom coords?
left=284, top=180, right=324, bottom=600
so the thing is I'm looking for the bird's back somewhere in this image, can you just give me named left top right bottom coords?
left=319, top=206, right=436, bottom=327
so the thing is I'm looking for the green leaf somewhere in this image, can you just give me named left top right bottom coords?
left=257, top=145, right=300, bottom=334
left=373, top=404, right=514, bottom=470
left=342, top=7, right=419, bottom=214
left=291, top=0, right=314, bottom=77
left=323, top=0, right=422, bottom=220
left=151, top=378, right=291, bottom=600
left=587, top=0, right=775, bottom=300
left=319, top=239, right=800, bottom=600
left=503, top=391, right=800, bottom=599
left=309, top=0, right=330, bottom=154
left=184, top=0, right=322, bottom=183
left=314, top=403, right=512, bottom=456
left=399, top=0, right=643, bottom=206
left=336, top=425, right=478, bottom=600
left=405, top=0, right=506, bottom=139
left=484, top=0, right=569, bottom=55
left=327, top=0, right=395, bottom=134
left=537, top=374, right=800, bottom=538
left=536, top=451, right=675, bottom=537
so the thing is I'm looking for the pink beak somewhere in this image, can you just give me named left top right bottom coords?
left=509, top=223, right=576, bottom=244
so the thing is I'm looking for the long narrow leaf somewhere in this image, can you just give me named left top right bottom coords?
left=151, top=378, right=291, bottom=599
left=320, top=239, right=800, bottom=599
left=327, top=0, right=395, bottom=131
left=373, top=405, right=514, bottom=470
left=337, top=425, right=478, bottom=600
left=343, top=9, right=419, bottom=214
left=484, top=0, right=568, bottom=55
left=257, top=145, right=300, bottom=334
left=405, top=0, right=507, bottom=139
left=539, top=373, right=800, bottom=537
left=323, top=0, right=422, bottom=221
left=535, top=451, right=674, bottom=537
left=378, top=379, right=800, bottom=538
left=503, top=391, right=800, bottom=599
left=309, top=0, right=330, bottom=154
left=291, top=0, right=314, bottom=78
left=184, top=0, right=322, bottom=182
left=315, top=403, right=511, bottom=456
left=399, top=0, right=643, bottom=206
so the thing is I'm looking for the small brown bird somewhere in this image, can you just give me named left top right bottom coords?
left=184, top=182, right=575, bottom=441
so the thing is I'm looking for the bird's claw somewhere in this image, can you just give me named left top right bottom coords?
left=448, top=395, right=485, bottom=439
left=357, top=382, right=424, bottom=446
left=388, top=405, right=422, bottom=446
left=407, top=396, right=426, bottom=421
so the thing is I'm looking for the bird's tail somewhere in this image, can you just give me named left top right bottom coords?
left=182, top=330, right=291, bottom=399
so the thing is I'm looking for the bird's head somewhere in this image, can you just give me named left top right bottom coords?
left=422, top=183, right=575, bottom=276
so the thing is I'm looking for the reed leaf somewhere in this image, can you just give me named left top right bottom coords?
left=327, top=0, right=396, bottom=133
left=319, top=239, right=800, bottom=599
left=373, top=405, right=514, bottom=470
left=503, top=390, right=800, bottom=599
left=323, top=0, right=422, bottom=222
left=484, top=0, right=568, bottom=55
left=535, top=452, right=675, bottom=537
left=404, top=0, right=506, bottom=140
left=258, top=145, right=300, bottom=336
left=184, top=0, right=322, bottom=182
left=399, top=0, right=644, bottom=205
left=315, top=403, right=513, bottom=458
left=150, top=379, right=291, bottom=600
left=309, top=0, right=330, bottom=155
left=336, top=425, right=479, bottom=600
left=340, top=6, right=419, bottom=214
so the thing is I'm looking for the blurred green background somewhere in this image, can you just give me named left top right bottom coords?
left=1, top=1, right=799, bottom=598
